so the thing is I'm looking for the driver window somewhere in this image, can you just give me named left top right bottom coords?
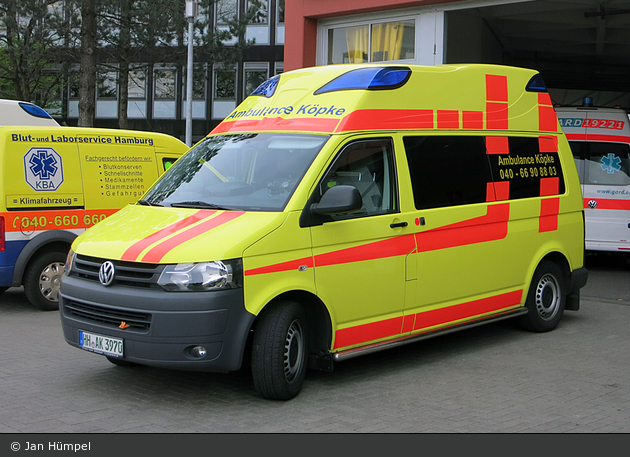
left=319, top=138, right=397, bottom=220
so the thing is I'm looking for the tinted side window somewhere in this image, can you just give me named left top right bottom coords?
left=403, top=136, right=491, bottom=210
left=487, top=137, right=565, bottom=199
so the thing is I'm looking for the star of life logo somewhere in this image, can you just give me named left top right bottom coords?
left=600, top=153, right=622, bottom=175
left=24, top=147, right=64, bottom=191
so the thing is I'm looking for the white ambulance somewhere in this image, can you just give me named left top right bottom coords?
left=0, top=99, right=60, bottom=127
left=556, top=106, right=630, bottom=256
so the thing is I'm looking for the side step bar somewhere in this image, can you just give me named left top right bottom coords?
left=333, top=308, right=528, bottom=362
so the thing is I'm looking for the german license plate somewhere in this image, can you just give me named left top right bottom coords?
left=79, top=330, right=123, bottom=358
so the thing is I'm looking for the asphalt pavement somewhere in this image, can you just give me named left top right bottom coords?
left=0, top=255, right=629, bottom=433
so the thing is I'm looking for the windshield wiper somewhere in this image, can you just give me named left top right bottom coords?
left=137, top=199, right=161, bottom=207
left=168, top=201, right=235, bottom=210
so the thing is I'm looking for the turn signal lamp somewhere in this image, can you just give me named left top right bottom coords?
left=314, top=66, right=412, bottom=95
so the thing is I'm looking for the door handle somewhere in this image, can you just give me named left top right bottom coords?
left=390, top=221, right=408, bottom=228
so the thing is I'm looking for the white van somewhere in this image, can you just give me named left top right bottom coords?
left=556, top=106, right=630, bottom=255
left=0, top=99, right=60, bottom=127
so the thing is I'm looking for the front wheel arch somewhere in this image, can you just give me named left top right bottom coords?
left=251, top=291, right=332, bottom=360
left=13, top=231, right=75, bottom=286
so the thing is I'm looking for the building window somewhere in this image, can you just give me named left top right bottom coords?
left=276, top=0, right=285, bottom=44
left=97, top=71, right=117, bottom=98
left=213, top=66, right=237, bottom=119
left=246, top=0, right=269, bottom=44
left=182, top=64, right=207, bottom=119
left=216, top=0, right=237, bottom=25
left=96, top=71, right=118, bottom=118
left=154, top=68, right=176, bottom=99
left=214, top=68, right=236, bottom=100
left=154, top=67, right=176, bottom=119
left=128, top=68, right=147, bottom=99
left=327, top=19, right=415, bottom=64
left=127, top=67, right=147, bottom=119
left=248, top=0, right=268, bottom=24
left=244, top=65, right=268, bottom=98
left=216, top=0, right=238, bottom=45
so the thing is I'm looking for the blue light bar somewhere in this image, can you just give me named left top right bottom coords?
left=250, top=75, right=280, bottom=98
left=314, top=67, right=412, bottom=95
left=525, top=74, right=547, bottom=92
left=19, top=101, right=53, bottom=119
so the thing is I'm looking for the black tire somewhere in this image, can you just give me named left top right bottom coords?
left=518, top=260, right=566, bottom=332
left=106, top=357, right=138, bottom=368
left=23, top=250, right=67, bottom=311
left=251, top=301, right=309, bottom=400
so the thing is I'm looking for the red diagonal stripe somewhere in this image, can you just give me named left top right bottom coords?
left=414, top=290, right=523, bottom=330
left=211, top=117, right=340, bottom=134
left=334, top=316, right=404, bottom=349
left=245, top=256, right=314, bottom=276
left=140, top=211, right=244, bottom=263
left=121, top=210, right=212, bottom=261
left=336, top=109, right=434, bottom=132
left=314, top=234, right=416, bottom=268
left=415, top=203, right=510, bottom=253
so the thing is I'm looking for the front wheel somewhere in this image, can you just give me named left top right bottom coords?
left=23, top=250, right=67, bottom=311
left=518, top=260, right=566, bottom=332
left=251, top=301, right=309, bottom=400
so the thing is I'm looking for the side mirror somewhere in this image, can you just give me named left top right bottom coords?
left=310, top=185, right=362, bottom=216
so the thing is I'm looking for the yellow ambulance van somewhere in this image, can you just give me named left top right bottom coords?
left=556, top=105, right=630, bottom=256
left=60, top=64, right=587, bottom=400
left=0, top=125, right=186, bottom=310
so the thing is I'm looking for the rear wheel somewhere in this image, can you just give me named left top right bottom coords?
left=518, top=260, right=566, bottom=332
left=23, top=250, right=66, bottom=311
left=251, top=301, right=308, bottom=400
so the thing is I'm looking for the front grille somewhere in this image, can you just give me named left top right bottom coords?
left=64, top=300, right=151, bottom=332
left=71, top=254, right=164, bottom=289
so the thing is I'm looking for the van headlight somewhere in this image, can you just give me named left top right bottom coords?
left=157, top=259, right=242, bottom=292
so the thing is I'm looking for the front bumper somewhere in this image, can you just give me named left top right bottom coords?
left=59, top=275, right=255, bottom=372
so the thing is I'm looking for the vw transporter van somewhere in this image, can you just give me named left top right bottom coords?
left=60, top=64, right=588, bottom=400
left=0, top=126, right=186, bottom=310
left=556, top=106, right=630, bottom=255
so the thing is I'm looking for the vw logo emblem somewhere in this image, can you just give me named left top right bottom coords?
left=98, top=261, right=116, bottom=286
left=588, top=200, right=598, bottom=209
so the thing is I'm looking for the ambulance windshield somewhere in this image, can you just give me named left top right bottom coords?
left=141, top=133, right=329, bottom=211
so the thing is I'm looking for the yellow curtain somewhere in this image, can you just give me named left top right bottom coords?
left=345, top=25, right=369, bottom=63
left=371, top=22, right=405, bottom=62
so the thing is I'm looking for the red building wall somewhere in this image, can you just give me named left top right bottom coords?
left=285, top=0, right=462, bottom=70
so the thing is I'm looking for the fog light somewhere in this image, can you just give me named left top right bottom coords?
left=190, top=346, right=207, bottom=358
